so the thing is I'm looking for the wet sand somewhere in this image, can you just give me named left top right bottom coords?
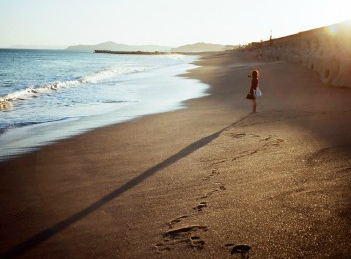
left=1, top=51, right=350, bottom=259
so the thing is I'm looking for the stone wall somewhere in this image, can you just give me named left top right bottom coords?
left=253, top=21, right=351, bottom=88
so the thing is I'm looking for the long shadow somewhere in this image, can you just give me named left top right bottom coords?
left=0, top=115, right=249, bottom=259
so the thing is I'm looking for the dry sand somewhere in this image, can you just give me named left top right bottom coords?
left=1, top=51, right=350, bottom=259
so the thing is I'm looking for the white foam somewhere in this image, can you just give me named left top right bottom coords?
left=0, top=66, right=150, bottom=105
left=80, top=66, right=148, bottom=84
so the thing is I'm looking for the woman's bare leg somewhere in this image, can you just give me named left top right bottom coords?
left=252, top=99, right=257, bottom=113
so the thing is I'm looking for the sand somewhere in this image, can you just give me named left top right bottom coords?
left=0, top=51, right=351, bottom=259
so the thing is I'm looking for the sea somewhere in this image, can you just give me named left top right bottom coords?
left=0, top=49, right=208, bottom=161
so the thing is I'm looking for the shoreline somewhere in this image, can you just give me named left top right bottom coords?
left=1, top=50, right=350, bottom=258
left=0, top=53, right=208, bottom=162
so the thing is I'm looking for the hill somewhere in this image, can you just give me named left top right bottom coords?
left=65, top=41, right=172, bottom=52
left=171, top=42, right=225, bottom=52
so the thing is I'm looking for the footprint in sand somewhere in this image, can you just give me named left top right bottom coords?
left=203, top=169, right=220, bottom=181
left=232, top=150, right=258, bottom=161
left=261, top=136, right=284, bottom=147
left=336, top=167, right=351, bottom=174
left=157, top=169, right=226, bottom=252
left=231, top=245, right=251, bottom=258
left=229, top=133, right=246, bottom=138
left=168, top=215, right=189, bottom=229
left=260, top=136, right=272, bottom=141
left=271, top=138, right=284, bottom=146
left=201, top=184, right=226, bottom=199
left=193, top=201, right=207, bottom=211
left=156, top=225, right=208, bottom=251
left=190, top=236, right=205, bottom=248
left=225, top=244, right=252, bottom=258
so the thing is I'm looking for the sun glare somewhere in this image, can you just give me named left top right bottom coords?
left=326, top=25, right=339, bottom=35
left=325, top=19, right=351, bottom=36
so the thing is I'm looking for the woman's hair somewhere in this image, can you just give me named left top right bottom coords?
left=251, top=70, right=259, bottom=79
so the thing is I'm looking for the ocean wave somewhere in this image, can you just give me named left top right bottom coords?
left=1, top=121, right=43, bottom=132
left=100, top=99, right=140, bottom=104
left=0, top=66, right=149, bottom=110
left=0, top=117, right=79, bottom=134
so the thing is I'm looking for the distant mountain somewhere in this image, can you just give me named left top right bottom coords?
left=65, top=41, right=227, bottom=53
left=65, top=41, right=172, bottom=52
left=171, top=42, right=225, bottom=52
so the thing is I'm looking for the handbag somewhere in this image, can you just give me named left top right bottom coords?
left=253, top=88, right=262, bottom=98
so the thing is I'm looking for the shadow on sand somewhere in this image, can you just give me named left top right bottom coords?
left=0, top=115, right=250, bottom=259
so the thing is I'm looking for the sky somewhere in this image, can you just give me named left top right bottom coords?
left=0, top=0, right=350, bottom=48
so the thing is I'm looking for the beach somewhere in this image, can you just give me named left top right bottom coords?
left=1, top=50, right=351, bottom=259
left=0, top=50, right=208, bottom=160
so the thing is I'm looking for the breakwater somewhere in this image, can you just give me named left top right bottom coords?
left=94, top=50, right=204, bottom=55
left=94, top=50, right=174, bottom=55
left=248, top=21, right=351, bottom=88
